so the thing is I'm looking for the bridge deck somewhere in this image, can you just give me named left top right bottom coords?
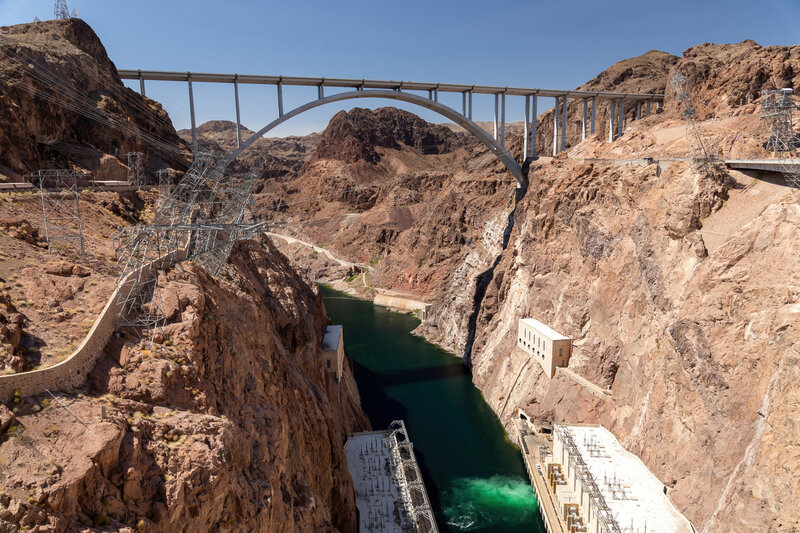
left=118, top=69, right=664, bottom=101
left=725, top=159, right=800, bottom=172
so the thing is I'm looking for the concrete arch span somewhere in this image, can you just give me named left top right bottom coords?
left=229, top=89, right=525, bottom=187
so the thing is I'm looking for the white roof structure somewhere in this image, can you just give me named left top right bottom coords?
left=322, top=325, right=342, bottom=352
left=520, top=317, right=570, bottom=340
left=560, top=425, right=694, bottom=533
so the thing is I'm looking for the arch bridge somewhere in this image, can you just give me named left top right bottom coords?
left=119, top=70, right=665, bottom=187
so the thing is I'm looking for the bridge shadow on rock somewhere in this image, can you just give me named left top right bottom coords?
left=350, top=357, right=408, bottom=429
left=372, top=363, right=470, bottom=388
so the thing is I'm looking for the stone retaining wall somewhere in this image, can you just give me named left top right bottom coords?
left=0, top=248, right=187, bottom=402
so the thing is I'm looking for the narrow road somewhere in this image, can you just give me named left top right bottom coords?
left=266, top=232, right=374, bottom=272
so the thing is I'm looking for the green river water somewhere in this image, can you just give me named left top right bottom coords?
left=320, top=285, right=546, bottom=532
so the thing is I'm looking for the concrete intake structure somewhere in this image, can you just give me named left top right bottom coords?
left=517, top=318, right=572, bottom=378
left=119, top=69, right=664, bottom=184
left=322, top=325, right=345, bottom=381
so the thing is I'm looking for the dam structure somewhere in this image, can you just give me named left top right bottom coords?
left=345, top=420, right=438, bottom=533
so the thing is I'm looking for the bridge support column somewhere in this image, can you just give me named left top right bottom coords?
left=277, top=80, right=284, bottom=118
left=531, top=94, right=537, bottom=159
left=636, top=101, right=641, bottom=120
left=608, top=99, right=615, bottom=142
left=318, top=83, right=324, bottom=99
left=561, top=94, right=568, bottom=152
left=591, top=95, right=597, bottom=135
left=523, top=95, right=530, bottom=159
left=188, top=74, right=197, bottom=155
left=462, top=92, right=467, bottom=117
left=494, top=94, right=499, bottom=141
left=234, top=76, right=242, bottom=149
left=553, top=96, right=559, bottom=156
left=646, top=100, right=651, bottom=116
left=582, top=98, right=587, bottom=141
left=500, top=92, right=506, bottom=147
left=617, top=97, right=624, bottom=139
left=468, top=91, right=473, bottom=120
left=138, top=71, right=146, bottom=97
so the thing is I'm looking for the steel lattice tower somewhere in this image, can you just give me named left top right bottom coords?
left=24, top=169, right=88, bottom=257
left=54, top=0, right=70, bottom=20
left=127, top=152, right=145, bottom=186
left=112, top=152, right=264, bottom=341
left=761, top=89, right=795, bottom=152
left=670, top=72, right=719, bottom=171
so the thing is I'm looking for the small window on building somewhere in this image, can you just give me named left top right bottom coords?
left=327, top=360, right=331, bottom=369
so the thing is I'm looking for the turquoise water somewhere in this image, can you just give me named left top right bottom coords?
left=320, top=286, right=545, bottom=532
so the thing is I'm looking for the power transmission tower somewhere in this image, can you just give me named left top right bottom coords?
left=111, top=153, right=264, bottom=341
left=670, top=72, right=719, bottom=171
left=24, top=169, right=88, bottom=257
left=54, top=0, right=70, bottom=20
left=760, top=89, right=800, bottom=189
left=127, top=152, right=145, bottom=186
left=761, top=89, right=795, bottom=152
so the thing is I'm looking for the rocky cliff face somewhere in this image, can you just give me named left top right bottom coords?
left=177, top=121, right=321, bottom=184
left=154, top=38, right=800, bottom=531
left=0, top=19, right=190, bottom=181
left=467, top=157, right=798, bottom=532
left=0, top=237, right=368, bottom=532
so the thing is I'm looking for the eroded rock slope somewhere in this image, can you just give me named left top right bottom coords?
left=0, top=238, right=368, bottom=532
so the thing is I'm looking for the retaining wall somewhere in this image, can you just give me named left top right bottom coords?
left=0, top=248, right=187, bottom=402
left=373, top=294, right=431, bottom=318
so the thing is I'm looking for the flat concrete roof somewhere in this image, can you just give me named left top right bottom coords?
left=559, top=425, right=694, bottom=533
left=520, top=318, right=571, bottom=341
left=322, top=325, right=342, bottom=352
left=345, top=431, right=405, bottom=533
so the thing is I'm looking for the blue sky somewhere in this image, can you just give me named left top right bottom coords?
left=1, top=0, right=799, bottom=136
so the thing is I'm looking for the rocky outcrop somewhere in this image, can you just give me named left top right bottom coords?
left=177, top=121, right=320, bottom=183
left=0, top=18, right=190, bottom=181
left=664, top=40, right=800, bottom=119
left=309, top=107, right=465, bottom=166
left=0, top=238, right=368, bottom=532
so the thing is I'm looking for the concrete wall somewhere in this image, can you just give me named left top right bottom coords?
left=373, top=294, right=430, bottom=316
left=0, top=247, right=187, bottom=402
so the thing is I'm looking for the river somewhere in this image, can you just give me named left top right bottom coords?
left=320, top=285, right=546, bottom=533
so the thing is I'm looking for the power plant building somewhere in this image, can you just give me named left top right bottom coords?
left=541, top=424, right=694, bottom=533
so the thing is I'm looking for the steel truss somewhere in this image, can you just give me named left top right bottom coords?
left=112, top=152, right=262, bottom=340
left=670, top=72, right=720, bottom=171
left=386, top=420, right=438, bottom=533
left=24, top=169, right=89, bottom=257
left=127, top=152, right=145, bottom=186
left=54, top=0, right=69, bottom=19
left=761, top=89, right=795, bottom=153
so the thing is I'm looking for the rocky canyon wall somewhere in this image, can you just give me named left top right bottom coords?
left=0, top=237, right=368, bottom=532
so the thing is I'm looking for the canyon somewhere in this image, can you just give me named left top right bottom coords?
left=1, top=15, right=799, bottom=533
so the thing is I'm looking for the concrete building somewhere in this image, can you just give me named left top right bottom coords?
left=517, top=421, right=695, bottom=533
left=517, top=318, right=572, bottom=378
left=344, top=421, right=438, bottom=533
left=322, top=325, right=344, bottom=381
